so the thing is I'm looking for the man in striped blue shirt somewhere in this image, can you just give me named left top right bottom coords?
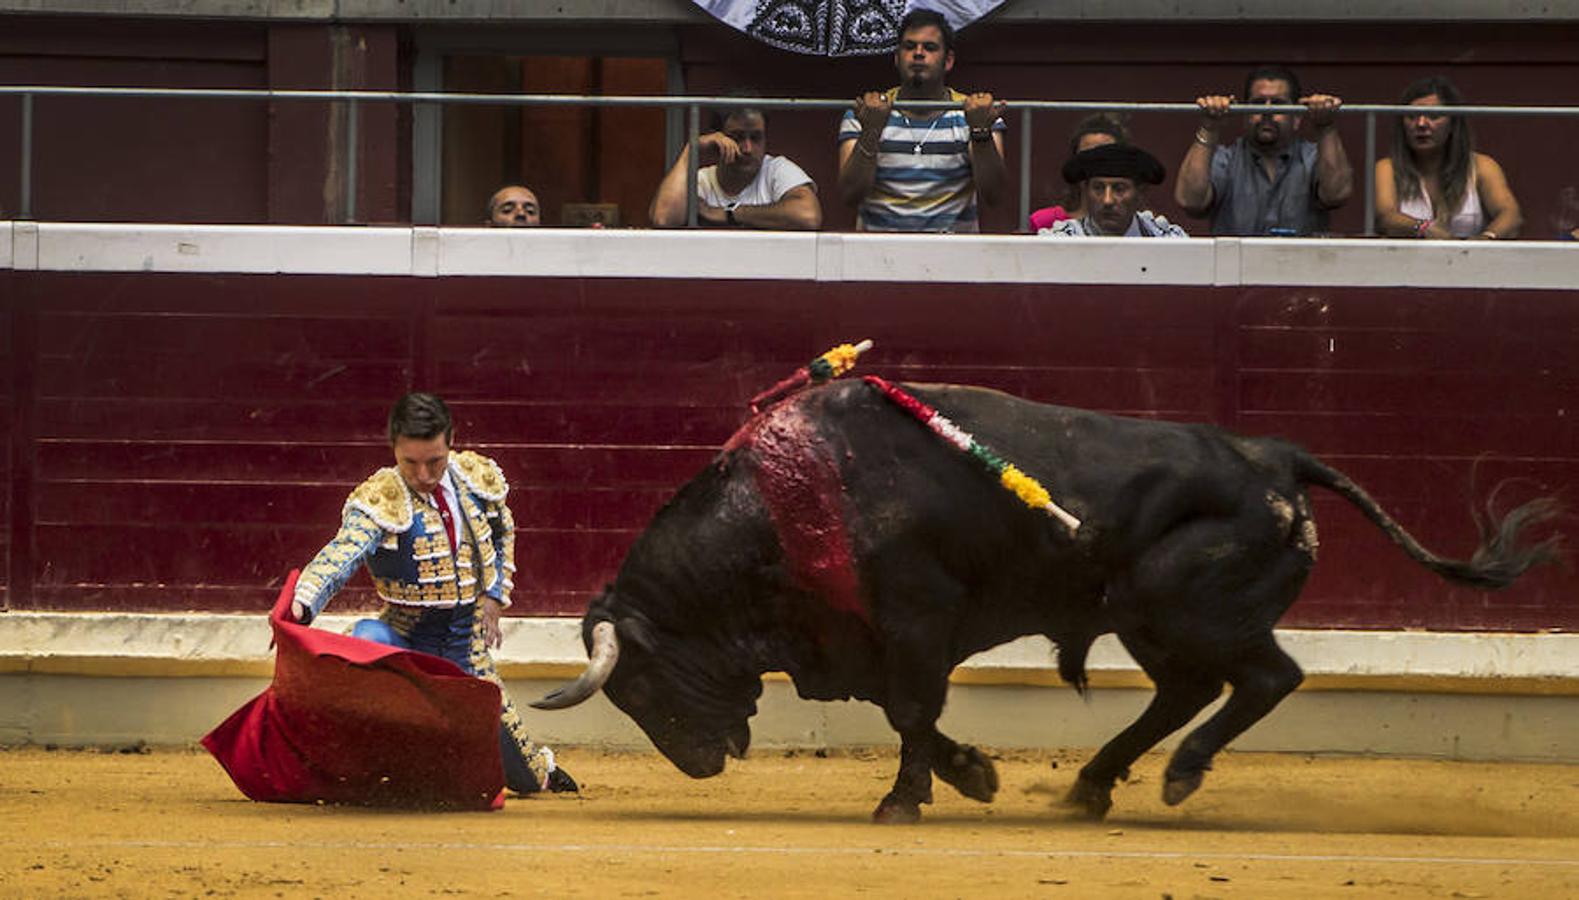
left=836, top=8, right=1007, bottom=233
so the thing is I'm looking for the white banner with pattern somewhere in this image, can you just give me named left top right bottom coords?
left=693, top=0, right=1006, bottom=56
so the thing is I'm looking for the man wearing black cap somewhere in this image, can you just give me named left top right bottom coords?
left=1040, top=144, right=1187, bottom=238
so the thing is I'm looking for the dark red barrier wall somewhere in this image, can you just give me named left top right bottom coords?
left=2, top=270, right=1573, bottom=629
left=1, top=279, right=13, bottom=612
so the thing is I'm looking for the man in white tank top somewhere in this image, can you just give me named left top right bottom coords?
left=649, top=104, right=822, bottom=230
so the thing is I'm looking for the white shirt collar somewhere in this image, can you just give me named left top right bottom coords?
left=1079, top=215, right=1141, bottom=237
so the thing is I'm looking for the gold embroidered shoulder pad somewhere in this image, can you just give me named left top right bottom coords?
left=451, top=450, right=509, bottom=502
left=343, top=468, right=414, bottom=533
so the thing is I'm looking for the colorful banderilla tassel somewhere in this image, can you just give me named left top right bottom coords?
left=863, top=375, right=1082, bottom=535
left=750, top=339, right=875, bottom=413
left=807, top=340, right=872, bottom=383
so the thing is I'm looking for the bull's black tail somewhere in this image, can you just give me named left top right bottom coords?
left=1294, top=452, right=1563, bottom=590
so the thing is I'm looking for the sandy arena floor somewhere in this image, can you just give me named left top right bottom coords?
left=1, top=745, right=1577, bottom=898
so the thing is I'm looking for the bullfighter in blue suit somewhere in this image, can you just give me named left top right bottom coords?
left=292, top=392, right=575, bottom=795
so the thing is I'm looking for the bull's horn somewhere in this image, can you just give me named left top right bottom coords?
left=530, top=620, right=619, bottom=710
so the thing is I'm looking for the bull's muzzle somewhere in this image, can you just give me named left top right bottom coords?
left=530, top=620, right=619, bottom=710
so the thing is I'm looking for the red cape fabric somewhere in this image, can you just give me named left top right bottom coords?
left=202, top=571, right=506, bottom=809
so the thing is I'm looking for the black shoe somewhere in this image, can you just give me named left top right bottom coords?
left=546, top=766, right=579, bottom=794
left=501, top=731, right=542, bottom=794
left=505, top=769, right=541, bottom=795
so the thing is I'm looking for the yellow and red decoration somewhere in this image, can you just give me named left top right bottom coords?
left=750, top=340, right=875, bottom=413
left=746, top=339, right=1082, bottom=535
left=862, top=375, right=1081, bottom=534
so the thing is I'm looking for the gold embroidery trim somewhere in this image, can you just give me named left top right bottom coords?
left=344, top=468, right=413, bottom=533
left=451, top=451, right=508, bottom=502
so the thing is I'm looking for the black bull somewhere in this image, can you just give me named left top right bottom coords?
left=535, top=379, right=1560, bottom=823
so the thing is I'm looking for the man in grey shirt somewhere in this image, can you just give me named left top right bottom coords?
left=1174, top=65, right=1353, bottom=236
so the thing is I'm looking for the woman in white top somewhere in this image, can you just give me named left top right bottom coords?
left=1374, top=76, right=1521, bottom=240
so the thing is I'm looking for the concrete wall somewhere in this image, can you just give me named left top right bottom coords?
left=4, top=612, right=1578, bottom=758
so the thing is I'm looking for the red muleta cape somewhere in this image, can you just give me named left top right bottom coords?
left=202, top=571, right=506, bottom=810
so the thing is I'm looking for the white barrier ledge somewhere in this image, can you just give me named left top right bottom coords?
left=6, top=613, right=1578, bottom=758
left=20, top=222, right=416, bottom=275
left=824, top=233, right=1216, bottom=285
left=435, top=227, right=820, bottom=280
left=1237, top=237, right=1579, bottom=290
left=8, top=222, right=1579, bottom=290
left=3, top=612, right=1576, bottom=694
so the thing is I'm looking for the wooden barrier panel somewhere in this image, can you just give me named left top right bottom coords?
left=3, top=229, right=1575, bottom=631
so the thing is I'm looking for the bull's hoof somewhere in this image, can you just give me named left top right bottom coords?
left=934, top=745, right=999, bottom=803
left=1161, top=769, right=1204, bottom=806
left=872, top=794, right=923, bottom=825
left=1062, top=775, right=1113, bottom=821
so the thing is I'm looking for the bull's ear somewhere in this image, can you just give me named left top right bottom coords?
left=615, top=614, right=658, bottom=654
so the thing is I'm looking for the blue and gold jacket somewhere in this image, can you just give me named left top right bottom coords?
left=294, top=450, right=518, bottom=619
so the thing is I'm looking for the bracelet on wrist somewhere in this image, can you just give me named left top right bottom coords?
left=1414, top=218, right=1433, bottom=238
left=1193, top=127, right=1216, bottom=147
left=969, top=127, right=993, bottom=143
left=855, top=141, right=878, bottom=159
left=1479, top=229, right=1498, bottom=240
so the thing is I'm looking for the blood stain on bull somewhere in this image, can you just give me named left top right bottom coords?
left=535, top=377, right=1560, bottom=824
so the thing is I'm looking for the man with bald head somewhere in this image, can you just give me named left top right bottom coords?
left=487, top=185, right=541, bottom=227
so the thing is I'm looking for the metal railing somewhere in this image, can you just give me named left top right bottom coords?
left=5, top=85, right=1578, bottom=234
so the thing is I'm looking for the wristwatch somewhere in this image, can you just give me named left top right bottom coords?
left=725, top=202, right=740, bottom=226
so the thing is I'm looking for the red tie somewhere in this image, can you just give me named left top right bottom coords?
left=431, top=484, right=457, bottom=551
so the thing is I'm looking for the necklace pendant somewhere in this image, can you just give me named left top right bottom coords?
left=913, top=144, right=922, bottom=155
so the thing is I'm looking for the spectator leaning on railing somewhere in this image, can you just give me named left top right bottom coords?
left=836, top=7, right=1007, bottom=233
left=649, top=101, right=822, bottom=230
left=1174, top=65, right=1352, bottom=237
left=1373, top=76, right=1521, bottom=240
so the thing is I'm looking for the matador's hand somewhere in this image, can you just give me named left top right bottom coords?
left=481, top=597, right=505, bottom=649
